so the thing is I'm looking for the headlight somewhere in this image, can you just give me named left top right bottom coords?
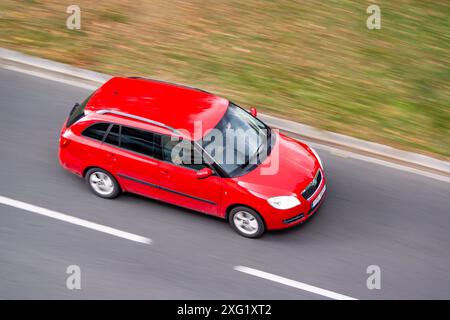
left=310, top=147, right=323, bottom=169
left=267, top=196, right=301, bottom=210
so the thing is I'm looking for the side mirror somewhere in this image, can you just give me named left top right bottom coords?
left=250, top=107, right=257, bottom=117
left=196, top=167, right=213, bottom=179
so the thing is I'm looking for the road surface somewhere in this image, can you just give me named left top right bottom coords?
left=1, top=67, right=449, bottom=299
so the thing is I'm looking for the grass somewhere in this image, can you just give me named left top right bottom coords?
left=0, top=0, right=449, bottom=159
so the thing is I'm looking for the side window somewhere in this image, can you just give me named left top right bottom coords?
left=104, top=124, right=120, bottom=146
left=81, top=123, right=110, bottom=141
left=162, top=135, right=206, bottom=171
left=120, top=126, right=162, bottom=158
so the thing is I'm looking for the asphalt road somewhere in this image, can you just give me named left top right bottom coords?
left=1, top=67, right=450, bottom=299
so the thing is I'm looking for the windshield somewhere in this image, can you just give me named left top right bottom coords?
left=201, top=103, right=272, bottom=177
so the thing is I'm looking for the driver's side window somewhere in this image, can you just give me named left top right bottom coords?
left=161, top=135, right=206, bottom=171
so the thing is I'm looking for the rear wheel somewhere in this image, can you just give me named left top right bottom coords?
left=85, top=168, right=120, bottom=199
left=229, top=206, right=265, bottom=238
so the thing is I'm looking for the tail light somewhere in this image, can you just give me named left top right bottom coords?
left=59, top=120, right=72, bottom=148
left=59, top=126, right=72, bottom=148
left=60, top=136, right=71, bottom=148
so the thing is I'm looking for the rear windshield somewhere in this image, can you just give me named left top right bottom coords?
left=67, top=91, right=95, bottom=127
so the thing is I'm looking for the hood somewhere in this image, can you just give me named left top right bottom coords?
left=236, top=132, right=319, bottom=199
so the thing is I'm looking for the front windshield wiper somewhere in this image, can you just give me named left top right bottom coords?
left=255, top=143, right=265, bottom=162
left=240, top=143, right=264, bottom=169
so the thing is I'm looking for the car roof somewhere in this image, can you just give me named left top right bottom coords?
left=84, top=77, right=229, bottom=139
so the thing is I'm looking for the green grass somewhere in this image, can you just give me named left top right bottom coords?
left=1, top=0, right=449, bottom=158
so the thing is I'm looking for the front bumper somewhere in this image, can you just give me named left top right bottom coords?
left=265, top=179, right=327, bottom=230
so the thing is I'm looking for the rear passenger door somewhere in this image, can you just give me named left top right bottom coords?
left=101, top=125, right=162, bottom=200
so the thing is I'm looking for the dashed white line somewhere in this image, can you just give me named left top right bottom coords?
left=234, top=266, right=357, bottom=300
left=0, top=195, right=152, bottom=245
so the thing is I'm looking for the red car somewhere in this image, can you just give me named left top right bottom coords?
left=59, top=77, right=326, bottom=238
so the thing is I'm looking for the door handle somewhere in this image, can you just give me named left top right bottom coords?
left=160, top=169, right=170, bottom=175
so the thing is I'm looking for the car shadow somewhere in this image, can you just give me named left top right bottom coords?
left=67, top=169, right=328, bottom=241
left=121, top=192, right=228, bottom=223
left=122, top=190, right=328, bottom=241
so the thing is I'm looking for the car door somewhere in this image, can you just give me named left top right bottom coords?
left=158, top=135, right=222, bottom=216
left=101, top=124, right=162, bottom=200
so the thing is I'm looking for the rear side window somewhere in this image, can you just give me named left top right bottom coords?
left=81, top=123, right=110, bottom=141
left=104, top=124, right=120, bottom=146
left=120, top=126, right=162, bottom=158
left=67, top=91, right=95, bottom=127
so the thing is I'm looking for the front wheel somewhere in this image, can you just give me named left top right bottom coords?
left=85, top=168, right=121, bottom=199
left=229, top=206, right=265, bottom=238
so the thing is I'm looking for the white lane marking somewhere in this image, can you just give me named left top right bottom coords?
left=234, top=266, right=357, bottom=300
left=2, top=63, right=450, bottom=183
left=308, top=142, right=450, bottom=184
left=0, top=195, right=152, bottom=245
left=2, top=65, right=98, bottom=90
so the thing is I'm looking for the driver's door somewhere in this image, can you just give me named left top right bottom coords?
left=158, top=136, right=222, bottom=216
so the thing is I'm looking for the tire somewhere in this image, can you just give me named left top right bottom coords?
left=229, top=206, right=265, bottom=238
left=85, top=168, right=121, bottom=199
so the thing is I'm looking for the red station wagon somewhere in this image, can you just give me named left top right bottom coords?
left=59, top=77, right=326, bottom=238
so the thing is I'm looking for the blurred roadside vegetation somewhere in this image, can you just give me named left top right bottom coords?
left=1, top=0, right=448, bottom=158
